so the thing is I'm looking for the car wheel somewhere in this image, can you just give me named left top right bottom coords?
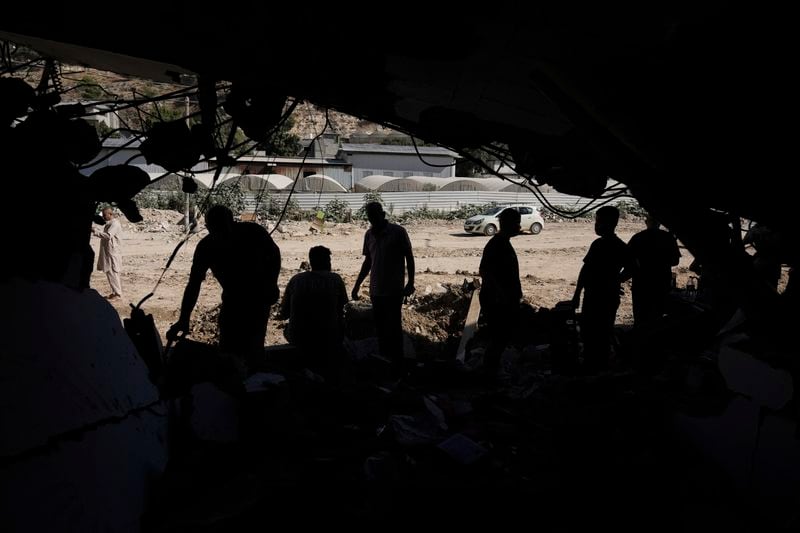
left=484, top=224, right=497, bottom=236
left=530, top=222, right=543, bottom=235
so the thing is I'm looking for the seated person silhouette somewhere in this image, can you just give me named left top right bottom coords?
left=280, top=246, right=348, bottom=379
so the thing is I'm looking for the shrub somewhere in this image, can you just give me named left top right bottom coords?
left=615, top=199, right=647, bottom=219
left=446, top=203, right=496, bottom=220
left=397, top=204, right=448, bottom=222
left=133, top=190, right=187, bottom=212
left=205, top=183, right=245, bottom=216
left=256, top=195, right=301, bottom=221
left=323, top=197, right=352, bottom=222
left=355, top=191, right=385, bottom=220
left=539, top=205, right=593, bottom=222
left=78, top=75, right=104, bottom=100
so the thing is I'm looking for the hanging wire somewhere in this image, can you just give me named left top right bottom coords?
left=250, top=99, right=301, bottom=218
left=314, top=108, right=334, bottom=211
left=268, top=121, right=332, bottom=236
left=409, top=135, right=458, bottom=167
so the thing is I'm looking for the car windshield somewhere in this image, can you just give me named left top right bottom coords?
left=482, top=207, right=505, bottom=216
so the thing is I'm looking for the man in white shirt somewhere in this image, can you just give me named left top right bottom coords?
left=352, top=202, right=415, bottom=374
left=92, top=207, right=123, bottom=300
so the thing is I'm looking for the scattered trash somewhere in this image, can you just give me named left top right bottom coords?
left=437, top=433, right=488, bottom=465
left=243, top=372, right=286, bottom=393
left=389, top=414, right=447, bottom=446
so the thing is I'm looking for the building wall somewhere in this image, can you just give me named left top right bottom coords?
left=344, top=153, right=456, bottom=181
left=80, top=146, right=208, bottom=177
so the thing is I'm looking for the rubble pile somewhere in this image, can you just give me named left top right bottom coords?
left=118, top=208, right=190, bottom=233
left=405, top=283, right=472, bottom=340
left=138, top=279, right=798, bottom=530
left=188, top=305, right=221, bottom=344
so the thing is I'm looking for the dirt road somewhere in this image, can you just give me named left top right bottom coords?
left=91, top=210, right=697, bottom=348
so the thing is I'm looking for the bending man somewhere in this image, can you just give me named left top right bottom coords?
left=167, top=205, right=281, bottom=373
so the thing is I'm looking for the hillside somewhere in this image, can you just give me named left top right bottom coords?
left=15, top=62, right=393, bottom=141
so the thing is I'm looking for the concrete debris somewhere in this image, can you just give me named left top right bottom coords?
left=437, top=433, right=487, bottom=465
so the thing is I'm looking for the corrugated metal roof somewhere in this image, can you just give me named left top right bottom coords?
left=102, top=137, right=142, bottom=148
left=236, top=155, right=349, bottom=165
left=340, top=143, right=460, bottom=157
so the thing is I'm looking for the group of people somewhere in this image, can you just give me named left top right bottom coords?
left=481, top=205, right=681, bottom=375
left=161, top=201, right=414, bottom=379
left=91, top=200, right=686, bottom=381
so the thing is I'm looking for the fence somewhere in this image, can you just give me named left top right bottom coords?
left=244, top=190, right=633, bottom=214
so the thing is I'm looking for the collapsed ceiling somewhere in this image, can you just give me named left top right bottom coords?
left=1, top=4, right=795, bottom=267
left=1, top=8, right=797, bottom=525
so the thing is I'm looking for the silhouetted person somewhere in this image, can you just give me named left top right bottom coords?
left=167, top=205, right=281, bottom=374
left=280, top=246, right=348, bottom=379
left=92, top=206, right=124, bottom=300
left=627, top=214, right=681, bottom=327
left=351, top=202, right=415, bottom=374
left=572, top=206, right=633, bottom=372
left=479, top=207, right=522, bottom=380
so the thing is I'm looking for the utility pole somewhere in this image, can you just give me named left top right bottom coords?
left=184, top=95, right=191, bottom=235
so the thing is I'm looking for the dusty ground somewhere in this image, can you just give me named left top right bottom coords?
left=91, top=209, right=700, bottom=352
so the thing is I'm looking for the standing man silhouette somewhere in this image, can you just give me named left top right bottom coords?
left=479, top=207, right=522, bottom=380
left=351, top=202, right=415, bottom=374
left=627, top=214, right=681, bottom=327
left=572, top=206, right=634, bottom=372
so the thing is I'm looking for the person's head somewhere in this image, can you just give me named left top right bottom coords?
left=595, top=206, right=619, bottom=236
left=309, top=245, right=332, bottom=271
left=365, top=202, right=386, bottom=228
left=101, top=207, right=115, bottom=221
left=205, top=205, right=235, bottom=234
left=644, top=214, right=660, bottom=230
left=498, top=207, right=521, bottom=236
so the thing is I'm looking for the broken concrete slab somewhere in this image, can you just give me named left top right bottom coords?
left=0, top=279, right=167, bottom=533
left=456, top=282, right=481, bottom=363
left=437, top=433, right=488, bottom=465
left=718, top=346, right=793, bottom=410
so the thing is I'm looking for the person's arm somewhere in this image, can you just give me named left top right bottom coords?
left=166, top=246, right=208, bottom=341
left=572, top=265, right=586, bottom=308
left=278, top=277, right=294, bottom=320
left=337, top=276, right=349, bottom=331
left=351, top=233, right=371, bottom=300
left=619, top=254, right=635, bottom=284
left=404, top=239, right=415, bottom=296
left=267, top=234, right=281, bottom=306
left=351, top=255, right=371, bottom=300
left=573, top=242, right=596, bottom=308
left=478, top=247, right=498, bottom=300
left=92, top=219, right=121, bottom=240
left=338, top=276, right=349, bottom=308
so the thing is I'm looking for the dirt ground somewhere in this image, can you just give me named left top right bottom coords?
left=91, top=209, right=700, bottom=352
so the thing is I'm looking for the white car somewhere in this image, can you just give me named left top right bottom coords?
left=463, top=204, right=545, bottom=236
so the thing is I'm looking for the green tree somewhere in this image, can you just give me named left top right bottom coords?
left=78, top=75, right=104, bottom=100
left=258, top=116, right=301, bottom=156
left=455, top=147, right=495, bottom=176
